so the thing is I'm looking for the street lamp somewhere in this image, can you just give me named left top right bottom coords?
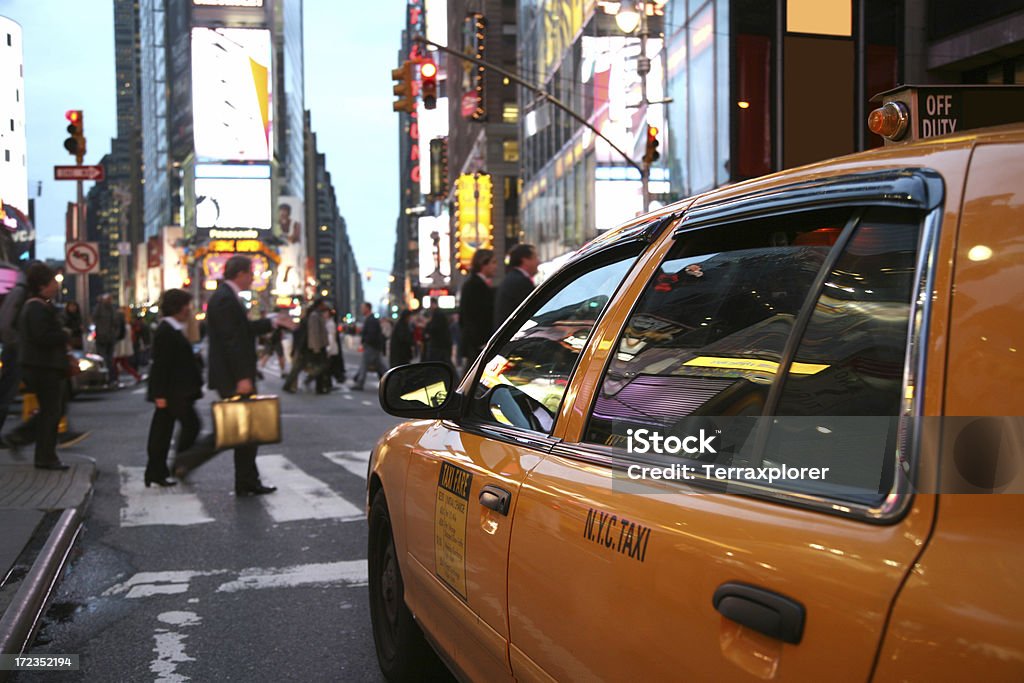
left=612, top=1, right=653, bottom=211
left=614, top=4, right=642, bottom=33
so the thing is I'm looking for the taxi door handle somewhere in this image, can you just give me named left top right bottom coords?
left=713, top=583, right=805, bottom=645
left=479, top=485, right=512, bottom=516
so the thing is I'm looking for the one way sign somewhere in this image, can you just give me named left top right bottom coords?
left=54, top=165, right=105, bottom=182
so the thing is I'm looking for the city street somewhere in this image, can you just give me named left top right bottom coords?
left=14, top=364, right=400, bottom=682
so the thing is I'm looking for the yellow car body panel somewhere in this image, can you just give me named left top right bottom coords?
left=369, top=123, right=1024, bottom=682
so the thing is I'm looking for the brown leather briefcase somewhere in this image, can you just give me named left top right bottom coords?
left=212, top=395, right=281, bottom=450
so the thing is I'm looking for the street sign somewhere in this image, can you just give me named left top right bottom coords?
left=65, top=241, right=100, bottom=274
left=54, top=165, right=105, bottom=182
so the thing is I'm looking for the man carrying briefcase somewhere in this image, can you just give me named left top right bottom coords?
left=173, top=256, right=295, bottom=496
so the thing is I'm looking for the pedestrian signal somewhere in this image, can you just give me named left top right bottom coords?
left=392, top=62, right=415, bottom=114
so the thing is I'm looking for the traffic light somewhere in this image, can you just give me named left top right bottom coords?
left=643, top=124, right=660, bottom=164
left=63, top=110, right=86, bottom=161
left=391, top=61, right=415, bottom=114
left=420, top=59, right=438, bottom=110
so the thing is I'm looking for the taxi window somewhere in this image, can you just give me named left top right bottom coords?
left=584, top=206, right=922, bottom=506
left=763, top=208, right=920, bottom=499
left=470, top=249, right=639, bottom=435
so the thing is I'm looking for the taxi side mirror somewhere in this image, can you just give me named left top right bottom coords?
left=378, top=362, right=461, bottom=419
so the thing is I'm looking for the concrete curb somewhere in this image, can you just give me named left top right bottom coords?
left=0, top=506, right=85, bottom=656
left=0, top=460, right=94, bottom=682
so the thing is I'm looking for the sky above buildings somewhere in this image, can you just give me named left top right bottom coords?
left=3, top=0, right=403, bottom=306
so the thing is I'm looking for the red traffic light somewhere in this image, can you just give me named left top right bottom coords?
left=420, top=59, right=438, bottom=110
left=643, top=124, right=661, bottom=164
left=63, top=110, right=85, bottom=159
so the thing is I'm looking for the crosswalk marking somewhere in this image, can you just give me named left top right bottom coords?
left=118, top=453, right=371, bottom=528
left=104, top=560, right=368, bottom=599
left=215, top=559, right=368, bottom=593
left=322, top=450, right=370, bottom=479
left=119, top=467, right=215, bottom=527
left=256, top=455, right=363, bottom=523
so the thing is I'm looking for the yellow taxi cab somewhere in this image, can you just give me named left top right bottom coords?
left=367, top=96, right=1024, bottom=682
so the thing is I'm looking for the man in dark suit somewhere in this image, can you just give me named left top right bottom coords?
left=459, top=248, right=496, bottom=368
left=174, top=256, right=294, bottom=496
left=145, top=289, right=202, bottom=487
left=351, top=302, right=388, bottom=390
left=494, top=243, right=540, bottom=329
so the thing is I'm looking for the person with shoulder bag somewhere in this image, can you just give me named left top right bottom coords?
left=16, top=263, right=71, bottom=470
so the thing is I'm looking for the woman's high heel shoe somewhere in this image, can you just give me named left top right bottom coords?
left=145, top=477, right=178, bottom=488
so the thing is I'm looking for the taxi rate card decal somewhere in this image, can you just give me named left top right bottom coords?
left=435, top=461, right=473, bottom=599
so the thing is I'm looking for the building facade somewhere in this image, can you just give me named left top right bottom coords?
left=85, top=140, right=135, bottom=300
left=515, top=0, right=1024, bottom=270
left=304, top=114, right=362, bottom=317
left=446, top=0, right=520, bottom=285
left=0, top=15, right=29, bottom=245
left=114, top=0, right=319, bottom=311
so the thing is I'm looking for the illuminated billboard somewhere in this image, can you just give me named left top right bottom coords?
left=194, top=164, right=272, bottom=231
left=191, top=27, right=273, bottom=161
left=193, top=0, right=264, bottom=6
left=453, top=173, right=493, bottom=273
left=275, top=196, right=305, bottom=295
left=418, top=212, right=451, bottom=287
left=581, top=35, right=666, bottom=164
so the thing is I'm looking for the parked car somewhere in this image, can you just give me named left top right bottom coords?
left=68, top=349, right=110, bottom=395
left=369, top=118, right=1024, bottom=681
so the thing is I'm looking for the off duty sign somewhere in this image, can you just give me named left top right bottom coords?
left=910, top=86, right=1024, bottom=140
left=65, top=241, right=100, bottom=274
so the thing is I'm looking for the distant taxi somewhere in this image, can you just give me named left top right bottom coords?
left=367, top=118, right=1024, bottom=681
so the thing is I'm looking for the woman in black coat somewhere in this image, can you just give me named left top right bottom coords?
left=389, top=309, right=414, bottom=367
left=60, top=301, right=84, bottom=350
left=424, top=304, right=453, bottom=366
left=145, top=289, right=203, bottom=487
left=19, top=263, right=70, bottom=470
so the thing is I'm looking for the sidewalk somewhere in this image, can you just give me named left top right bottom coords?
left=0, top=446, right=95, bottom=670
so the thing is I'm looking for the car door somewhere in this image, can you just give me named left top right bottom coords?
left=400, top=240, right=648, bottom=681
left=507, top=171, right=951, bottom=681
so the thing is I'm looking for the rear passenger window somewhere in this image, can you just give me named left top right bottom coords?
left=584, top=207, right=922, bottom=506
left=764, top=209, right=920, bottom=499
left=470, top=248, right=639, bottom=435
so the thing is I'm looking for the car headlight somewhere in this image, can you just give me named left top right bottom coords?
left=78, top=359, right=94, bottom=372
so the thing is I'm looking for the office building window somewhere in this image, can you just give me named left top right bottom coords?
left=503, top=139, right=519, bottom=162
left=503, top=102, right=519, bottom=123
left=787, top=0, right=852, bottom=37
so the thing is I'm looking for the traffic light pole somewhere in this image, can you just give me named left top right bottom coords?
left=639, top=7, right=652, bottom=213
left=75, top=177, right=88, bottom=316
left=413, top=35, right=643, bottom=177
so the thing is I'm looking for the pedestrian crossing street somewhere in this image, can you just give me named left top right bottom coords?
left=118, top=450, right=370, bottom=528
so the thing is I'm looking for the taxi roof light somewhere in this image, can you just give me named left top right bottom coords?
left=868, top=101, right=909, bottom=141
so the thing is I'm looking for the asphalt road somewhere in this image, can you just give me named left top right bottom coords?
left=15, top=362, right=403, bottom=682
